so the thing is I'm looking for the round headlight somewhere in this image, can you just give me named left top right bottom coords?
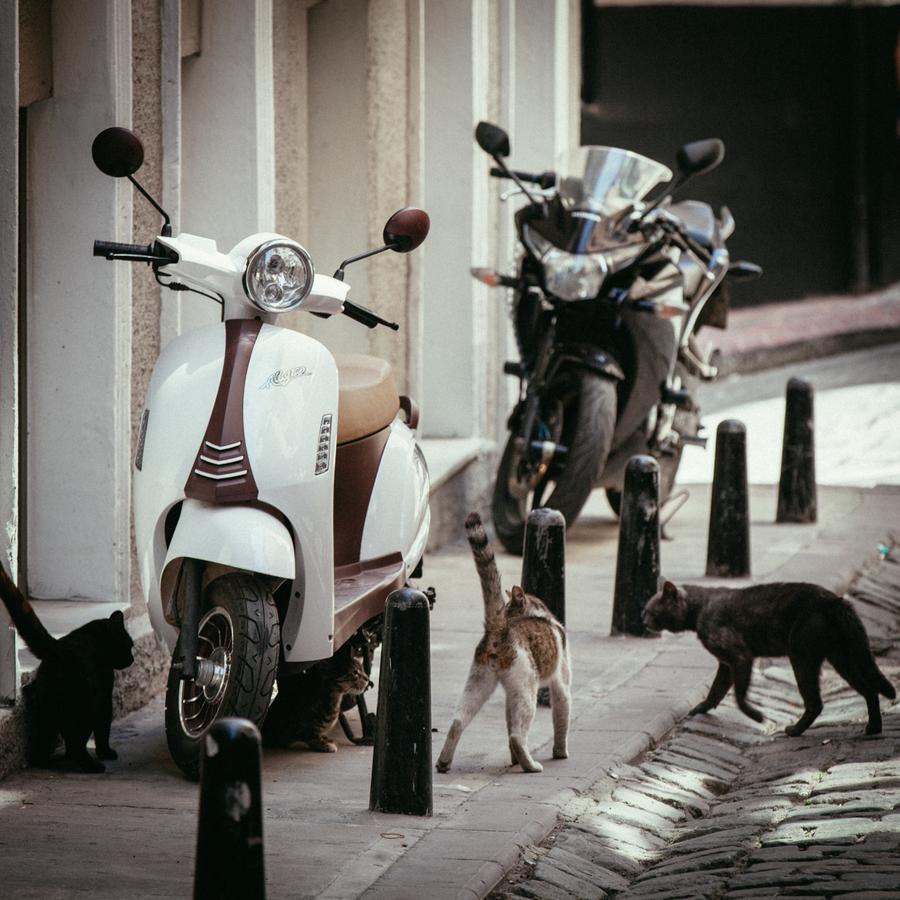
left=243, top=240, right=314, bottom=313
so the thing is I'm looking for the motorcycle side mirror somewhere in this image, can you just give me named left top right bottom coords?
left=676, top=139, right=725, bottom=179
left=475, top=121, right=510, bottom=158
left=383, top=207, right=430, bottom=253
left=92, top=127, right=145, bottom=178
left=727, top=260, right=763, bottom=282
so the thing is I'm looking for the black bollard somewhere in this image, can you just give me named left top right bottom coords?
left=522, top=507, right=566, bottom=705
left=706, top=419, right=751, bottom=577
left=369, top=588, right=432, bottom=816
left=611, top=455, right=660, bottom=636
left=776, top=377, right=817, bottom=524
left=522, top=508, right=566, bottom=624
left=194, top=718, right=265, bottom=900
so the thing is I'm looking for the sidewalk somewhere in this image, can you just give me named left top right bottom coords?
left=698, top=281, right=900, bottom=376
left=0, top=481, right=897, bottom=898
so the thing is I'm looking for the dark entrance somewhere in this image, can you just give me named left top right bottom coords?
left=581, top=3, right=900, bottom=306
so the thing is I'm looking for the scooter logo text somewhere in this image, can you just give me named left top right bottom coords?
left=259, top=366, right=313, bottom=390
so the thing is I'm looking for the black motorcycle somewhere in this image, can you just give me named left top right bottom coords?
left=473, top=122, right=761, bottom=554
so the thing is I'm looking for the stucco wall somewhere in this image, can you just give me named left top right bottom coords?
left=131, top=0, right=163, bottom=612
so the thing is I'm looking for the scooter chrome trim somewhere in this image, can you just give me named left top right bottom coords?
left=199, top=454, right=244, bottom=466
left=192, top=468, right=249, bottom=480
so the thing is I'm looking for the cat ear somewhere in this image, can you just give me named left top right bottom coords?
left=510, top=585, right=525, bottom=601
left=110, top=609, right=125, bottom=625
left=663, top=581, right=678, bottom=598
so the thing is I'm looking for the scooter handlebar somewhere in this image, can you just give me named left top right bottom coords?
left=93, top=239, right=180, bottom=265
left=342, top=299, right=399, bottom=331
left=94, top=239, right=155, bottom=258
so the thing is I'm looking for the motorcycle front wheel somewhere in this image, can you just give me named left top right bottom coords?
left=164, top=572, right=279, bottom=780
left=492, top=371, right=617, bottom=555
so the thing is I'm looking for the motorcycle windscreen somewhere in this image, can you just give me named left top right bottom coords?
left=555, top=146, right=672, bottom=217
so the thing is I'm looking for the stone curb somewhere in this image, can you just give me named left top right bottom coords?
left=718, top=326, right=900, bottom=377
left=463, top=699, right=697, bottom=898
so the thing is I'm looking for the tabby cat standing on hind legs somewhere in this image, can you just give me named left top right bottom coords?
left=0, top=565, right=134, bottom=773
left=643, top=579, right=895, bottom=736
left=436, top=512, right=571, bottom=774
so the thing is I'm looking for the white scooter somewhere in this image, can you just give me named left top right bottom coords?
left=91, top=127, right=431, bottom=778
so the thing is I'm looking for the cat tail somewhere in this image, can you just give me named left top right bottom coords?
left=465, top=512, right=505, bottom=629
left=837, top=601, right=896, bottom=699
left=0, top=565, right=57, bottom=659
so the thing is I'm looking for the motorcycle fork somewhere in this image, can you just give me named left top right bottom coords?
left=515, top=318, right=557, bottom=455
left=173, top=557, right=202, bottom=682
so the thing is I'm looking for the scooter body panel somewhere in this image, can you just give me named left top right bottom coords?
left=361, top=419, right=431, bottom=570
left=134, top=321, right=340, bottom=664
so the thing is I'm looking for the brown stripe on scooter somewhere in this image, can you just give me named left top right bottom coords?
left=184, top=318, right=262, bottom=504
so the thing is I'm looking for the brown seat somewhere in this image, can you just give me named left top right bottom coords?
left=334, top=353, right=399, bottom=444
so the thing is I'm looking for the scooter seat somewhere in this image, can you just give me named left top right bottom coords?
left=335, top=353, right=400, bottom=444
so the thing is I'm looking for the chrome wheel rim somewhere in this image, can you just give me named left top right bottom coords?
left=178, top=606, right=234, bottom=739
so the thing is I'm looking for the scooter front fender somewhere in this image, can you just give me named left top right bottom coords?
left=154, top=501, right=295, bottom=652
left=164, top=500, right=295, bottom=577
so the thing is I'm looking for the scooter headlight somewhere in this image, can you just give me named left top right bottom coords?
left=543, top=248, right=607, bottom=301
left=243, top=240, right=314, bottom=313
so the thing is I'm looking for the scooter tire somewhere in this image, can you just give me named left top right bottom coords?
left=164, top=572, right=279, bottom=780
left=492, top=372, right=617, bottom=555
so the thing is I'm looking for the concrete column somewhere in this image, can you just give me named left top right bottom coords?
left=25, top=0, right=133, bottom=602
left=419, top=0, right=492, bottom=438
left=0, top=0, right=20, bottom=700
left=180, top=0, right=275, bottom=333
left=366, top=0, right=411, bottom=389
left=131, top=0, right=163, bottom=611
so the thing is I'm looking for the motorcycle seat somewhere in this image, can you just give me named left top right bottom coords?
left=670, top=200, right=719, bottom=250
left=335, top=353, right=400, bottom=444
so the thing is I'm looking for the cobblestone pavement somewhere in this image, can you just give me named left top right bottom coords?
left=491, top=552, right=900, bottom=899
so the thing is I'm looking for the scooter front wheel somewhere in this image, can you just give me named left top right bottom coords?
left=164, top=572, right=279, bottom=780
left=492, top=371, right=617, bottom=555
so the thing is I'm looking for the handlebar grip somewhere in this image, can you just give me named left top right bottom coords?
left=489, top=167, right=555, bottom=189
left=341, top=300, right=380, bottom=329
left=93, top=239, right=153, bottom=258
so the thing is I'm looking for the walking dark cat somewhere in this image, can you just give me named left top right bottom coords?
left=436, top=512, right=571, bottom=774
left=0, top=565, right=134, bottom=772
left=643, top=579, right=895, bottom=736
left=262, top=640, right=371, bottom=752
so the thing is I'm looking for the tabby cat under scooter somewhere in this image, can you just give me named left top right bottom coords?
left=643, top=580, right=895, bottom=736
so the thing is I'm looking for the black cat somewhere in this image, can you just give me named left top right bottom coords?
left=0, top=565, right=134, bottom=772
left=262, top=640, right=371, bottom=753
left=643, top=580, right=896, bottom=736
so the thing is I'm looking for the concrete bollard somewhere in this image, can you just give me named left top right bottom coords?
left=194, top=718, right=265, bottom=900
left=611, top=456, right=660, bottom=636
left=369, top=588, right=432, bottom=816
left=706, top=419, right=751, bottom=577
left=522, top=507, right=566, bottom=705
left=776, top=377, right=817, bottom=524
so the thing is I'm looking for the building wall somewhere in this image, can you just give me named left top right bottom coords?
left=0, top=0, right=580, bottom=692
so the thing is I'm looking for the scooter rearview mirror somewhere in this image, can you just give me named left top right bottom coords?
left=92, top=127, right=145, bottom=178
left=475, top=121, right=510, bottom=158
left=383, top=207, right=430, bottom=253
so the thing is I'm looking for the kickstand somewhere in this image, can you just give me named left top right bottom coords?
left=339, top=694, right=376, bottom=745
left=660, top=488, right=690, bottom=540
